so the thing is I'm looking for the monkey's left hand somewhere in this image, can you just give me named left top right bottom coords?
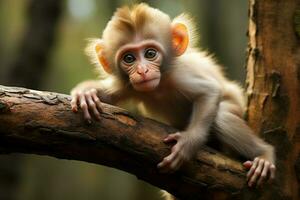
left=157, top=132, right=196, bottom=173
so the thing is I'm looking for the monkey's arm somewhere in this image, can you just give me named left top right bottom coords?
left=158, top=72, right=221, bottom=172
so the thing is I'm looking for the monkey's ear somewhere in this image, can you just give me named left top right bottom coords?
left=172, top=23, right=189, bottom=56
left=95, top=41, right=112, bottom=74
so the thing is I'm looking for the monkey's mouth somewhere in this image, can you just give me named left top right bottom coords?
left=137, top=78, right=159, bottom=85
left=133, top=77, right=160, bottom=91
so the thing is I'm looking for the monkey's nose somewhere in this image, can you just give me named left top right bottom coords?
left=137, top=67, right=149, bottom=75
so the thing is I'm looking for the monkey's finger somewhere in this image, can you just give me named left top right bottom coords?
left=158, top=159, right=181, bottom=174
left=80, top=95, right=92, bottom=123
left=157, top=150, right=179, bottom=171
left=163, top=132, right=181, bottom=143
left=70, top=94, right=79, bottom=112
left=243, top=161, right=253, bottom=169
left=157, top=160, right=171, bottom=173
left=91, top=92, right=103, bottom=113
left=169, top=156, right=183, bottom=172
left=257, top=161, right=270, bottom=186
left=247, top=157, right=259, bottom=181
left=268, top=164, right=276, bottom=182
left=157, top=152, right=178, bottom=169
left=85, top=93, right=101, bottom=121
left=248, top=159, right=264, bottom=187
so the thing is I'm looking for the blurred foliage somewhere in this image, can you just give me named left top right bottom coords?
left=0, top=0, right=248, bottom=200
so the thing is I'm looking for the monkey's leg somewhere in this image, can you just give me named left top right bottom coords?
left=214, top=102, right=273, bottom=160
left=214, top=101, right=275, bottom=186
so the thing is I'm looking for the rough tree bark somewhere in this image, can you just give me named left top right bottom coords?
left=0, top=85, right=251, bottom=200
left=246, top=0, right=300, bottom=199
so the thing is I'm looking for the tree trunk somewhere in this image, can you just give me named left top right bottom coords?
left=0, top=1, right=63, bottom=200
left=246, top=0, right=300, bottom=199
left=0, top=85, right=250, bottom=200
left=5, top=0, right=63, bottom=89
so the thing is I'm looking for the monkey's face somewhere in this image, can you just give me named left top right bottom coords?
left=94, top=4, right=188, bottom=92
left=116, top=40, right=164, bottom=92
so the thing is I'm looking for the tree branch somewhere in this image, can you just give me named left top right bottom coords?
left=0, top=85, right=249, bottom=199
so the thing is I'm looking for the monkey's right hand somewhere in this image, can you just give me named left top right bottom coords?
left=70, top=88, right=103, bottom=123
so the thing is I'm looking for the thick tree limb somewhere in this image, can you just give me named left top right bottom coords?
left=0, top=85, right=249, bottom=199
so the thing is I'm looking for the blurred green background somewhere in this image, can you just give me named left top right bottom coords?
left=0, top=0, right=248, bottom=200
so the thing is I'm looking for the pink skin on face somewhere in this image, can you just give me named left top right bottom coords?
left=116, top=40, right=164, bottom=92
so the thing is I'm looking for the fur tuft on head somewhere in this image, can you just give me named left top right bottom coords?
left=102, top=3, right=172, bottom=63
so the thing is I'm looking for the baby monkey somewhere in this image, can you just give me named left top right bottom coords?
left=70, top=3, right=275, bottom=188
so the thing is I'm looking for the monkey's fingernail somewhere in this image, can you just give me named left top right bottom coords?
left=87, top=119, right=92, bottom=124
left=157, top=163, right=164, bottom=168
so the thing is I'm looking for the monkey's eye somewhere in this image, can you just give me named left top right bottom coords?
left=144, top=48, right=157, bottom=59
left=123, top=53, right=136, bottom=64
